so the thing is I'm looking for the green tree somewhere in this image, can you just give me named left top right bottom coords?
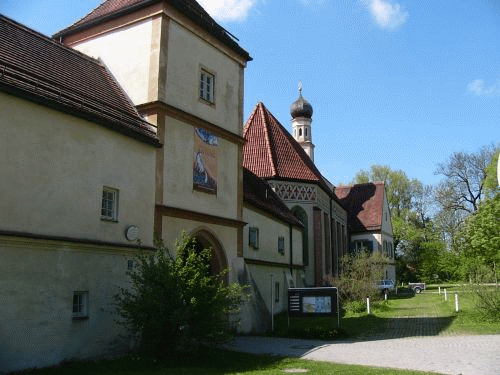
left=484, top=149, right=499, bottom=195
left=115, top=233, right=244, bottom=356
left=459, top=195, right=500, bottom=282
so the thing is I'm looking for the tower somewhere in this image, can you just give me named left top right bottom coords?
left=291, top=82, right=315, bottom=162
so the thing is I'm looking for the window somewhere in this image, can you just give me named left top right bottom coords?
left=298, top=128, right=302, bottom=137
left=101, top=187, right=118, bottom=221
left=249, top=227, right=259, bottom=249
left=127, top=260, right=134, bottom=271
left=351, top=240, right=373, bottom=253
left=275, top=281, right=280, bottom=302
left=72, top=291, right=88, bottom=319
left=200, top=70, right=214, bottom=103
left=278, top=236, right=285, bottom=255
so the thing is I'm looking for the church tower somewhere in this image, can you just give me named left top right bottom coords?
left=291, top=83, right=315, bottom=162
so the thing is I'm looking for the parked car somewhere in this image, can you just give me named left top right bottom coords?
left=377, top=280, right=395, bottom=294
left=408, top=282, right=426, bottom=293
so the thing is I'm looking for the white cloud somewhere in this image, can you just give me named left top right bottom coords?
left=368, top=0, right=408, bottom=30
left=467, top=79, right=499, bottom=96
left=197, top=0, right=256, bottom=22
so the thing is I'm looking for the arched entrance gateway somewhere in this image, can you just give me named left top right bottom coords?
left=190, top=228, right=229, bottom=283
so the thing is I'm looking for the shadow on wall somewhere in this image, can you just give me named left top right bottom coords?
left=239, top=265, right=271, bottom=334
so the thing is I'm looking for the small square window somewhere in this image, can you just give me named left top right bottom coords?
left=200, top=70, right=215, bottom=103
left=101, top=187, right=118, bottom=221
left=278, top=236, right=285, bottom=255
left=249, top=227, right=259, bottom=249
left=72, top=291, right=88, bottom=319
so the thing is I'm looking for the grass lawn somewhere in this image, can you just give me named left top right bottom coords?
left=274, top=286, right=500, bottom=339
left=22, top=347, right=440, bottom=375
left=20, top=287, right=499, bottom=375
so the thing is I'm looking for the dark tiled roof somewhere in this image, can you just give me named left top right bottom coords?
left=54, top=0, right=251, bottom=62
left=335, top=182, right=386, bottom=232
left=243, top=168, right=303, bottom=228
left=0, top=15, right=160, bottom=146
left=243, top=102, right=334, bottom=196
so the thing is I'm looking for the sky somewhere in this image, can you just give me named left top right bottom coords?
left=2, top=0, right=499, bottom=187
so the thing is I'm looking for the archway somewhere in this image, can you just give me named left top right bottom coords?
left=190, top=228, right=228, bottom=283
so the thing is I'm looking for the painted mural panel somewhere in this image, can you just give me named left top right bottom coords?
left=193, top=128, right=218, bottom=193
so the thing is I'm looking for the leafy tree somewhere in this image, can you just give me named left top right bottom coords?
left=115, top=233, right=244, bottom=356
left=459, top=195, right=500, bottom=283
left=434, top=144, right=497, bottom=214
left=484, top=149, right=499, bottom=195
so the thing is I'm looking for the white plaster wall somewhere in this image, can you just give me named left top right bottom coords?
left=165, top=22, right=241, bottom=134
left=162, top=116, right=239, bottom=219
left=0, top=93, right=156, bottom=247
left=0, top=240, right=136, bottom=372
left=72, top=19, right=153, bottom=105
left=381, top=192, right=393, bottom=236
left=243, top=207, right=302, bottom=266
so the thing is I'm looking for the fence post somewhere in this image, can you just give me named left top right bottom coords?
left=367, top=297, right=371, bottom=315
left=439, top=286, right=441, bottom=295
left=444, top=288, right=448, bottom=301
left=455, top=293, right=459, bottom=312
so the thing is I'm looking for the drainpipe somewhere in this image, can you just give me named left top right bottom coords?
left=330, top=198, right=335, bottom=277
left=289, top=224, right=293, bottom=274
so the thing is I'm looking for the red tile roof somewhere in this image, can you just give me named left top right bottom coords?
left=243, top=102, right=334, bottom=195
left=243, top=168, right=303, bottom=228
left=335, top=182, right=386, bottom=232
left=0, top=15, right=160, bottom=146
left=54, top=0, right=251, bottom=61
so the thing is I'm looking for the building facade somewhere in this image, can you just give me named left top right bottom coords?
left=242, top=99, right=348, bottom=287
left=56, top=0, right=252, bottom=285
left=0, top=15, right=160, bottom=371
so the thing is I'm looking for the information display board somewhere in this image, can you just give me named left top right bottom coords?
left=288, top=287, right=338, bottom=317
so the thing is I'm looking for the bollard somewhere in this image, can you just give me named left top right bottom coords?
left=444, top=288, right=448, bottom=301
left=367, top=297, right=371, bottom=315
left=385, top=292, right=388, bottom=301
left=455, top=293, right=459, bottom=312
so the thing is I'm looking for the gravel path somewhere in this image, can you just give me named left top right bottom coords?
left=227, top=334, right=500, bottom=374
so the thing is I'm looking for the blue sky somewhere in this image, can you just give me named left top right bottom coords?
left=2, top=0, right=499, bottom=186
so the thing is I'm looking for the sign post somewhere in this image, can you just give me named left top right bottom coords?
left=288, top=287, right=340, bottom=329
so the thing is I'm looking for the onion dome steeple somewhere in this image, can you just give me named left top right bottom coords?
left=291, top=82, right=315, bottom=162
left=290, top=82, right=313, bottom=119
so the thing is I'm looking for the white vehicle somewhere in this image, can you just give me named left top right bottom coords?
left=377, top=280, right=395, bottom=294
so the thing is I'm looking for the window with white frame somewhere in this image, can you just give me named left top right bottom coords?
left=278, top=236, right=285, bottom=255
left=249, top=227, right=259, bottom=249
left=351, top=240, right=373, bottom=254
left=200, top=70, right=214, bottom=103
left=101, top=187, right=118, bottom=221
left=72, top=291, right=88, bottom=319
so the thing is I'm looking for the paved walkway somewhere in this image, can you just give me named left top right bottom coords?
left=226, top=333, right=500, bottom=375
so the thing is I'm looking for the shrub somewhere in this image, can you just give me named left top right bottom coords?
left=331, top=251, right=387, bottom=304
left=115, top=233, right=245, bottom=356
left=474, top=287, right=500, bottom=322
